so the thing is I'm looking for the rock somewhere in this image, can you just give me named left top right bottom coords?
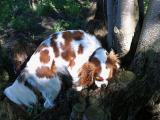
left=73, top=103, right=85, bottom=113
left=70, top=103, right=85, bottom=120
left=113, top=70, right=136, bottom=82
left=108, top=70, right=136, bottom=91
left=83, top=105, right=105, bottom=120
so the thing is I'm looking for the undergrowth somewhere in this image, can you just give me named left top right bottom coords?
left=0, top=0, right=90, bottom=34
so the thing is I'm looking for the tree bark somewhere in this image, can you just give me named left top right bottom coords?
left=131, top=0, right=160, bottom=76
left=132, top=0, right=160, bottom=117
left=120, top=0, right=144, bottom=66
left=114, top=0, right=139, bottom=57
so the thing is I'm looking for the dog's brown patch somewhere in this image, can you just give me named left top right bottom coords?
left=36, top=60, right=56, bottom=78
left=40, top=49, right=50, bottom=63
left=61, top=31, right=76, bottom=65
left=51, top=33, right=59, bottom=57
left=61, top=49, right=76, bottom=61
left=90, top=57, right=101, bottom=74
left=51, top=40, right=59, bottom=57
left=68, top=59, right=75, bottom=68
left=62, top=31, right=73, bottom=44
left=107, top=50, right=120, bottom=79
left=79, top=57, right=103, bottom=86
left=108, top=68, right=113, bottom=79
left=90, top=57, right=100, bottom=67
left=78, top=62, right=96, bottom=86
left=78, top=44, right=83, bottom=54
left=72, top=31, right=84, bottom=40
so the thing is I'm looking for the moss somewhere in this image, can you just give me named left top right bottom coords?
left=119, top=70, right=136, bottom=82
left=114, top=70, right=136, bottom=84
left=70, top=102, right=85, bottom=120
left=85, top=105, right=105, bottom=120
left=73, top=103, right=85, bottom=113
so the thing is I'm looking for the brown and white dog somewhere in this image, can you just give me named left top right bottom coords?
left=4, top=30, right=119, bottom=108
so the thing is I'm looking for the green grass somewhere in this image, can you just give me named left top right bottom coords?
left=52, top=19, right=84, bottom=32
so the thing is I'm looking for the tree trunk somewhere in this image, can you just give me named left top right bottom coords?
left=114, top=0, right=139, bottom=57
left=110, top=0, right=160, bottom=119
left=131, top=0, right=160, bottom=76
left=107, top=0, right=113, bottom=49
left=120, top=0, right=144, bottom=66
left=131, top=0, right=160, bottom=118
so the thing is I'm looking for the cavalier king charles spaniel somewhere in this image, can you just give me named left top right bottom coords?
left=4, top=30, right=120, bottom=108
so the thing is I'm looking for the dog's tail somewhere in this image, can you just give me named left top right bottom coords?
left=4, top=80, right=37, bottom=107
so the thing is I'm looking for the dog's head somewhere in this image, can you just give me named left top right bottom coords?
left=78, top=48, right=120, bottom=88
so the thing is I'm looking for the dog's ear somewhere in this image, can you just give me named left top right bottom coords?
left=78, top=62, right=96, bottom=87
left=107, top=50, right=120, bottom=79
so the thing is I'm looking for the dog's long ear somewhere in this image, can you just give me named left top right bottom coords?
left=107, top=50, right=120, bottom=79
left=78, top=62, right=96, bottom=87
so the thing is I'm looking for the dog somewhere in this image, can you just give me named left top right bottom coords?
left=4, top=30, right=119, bottom=108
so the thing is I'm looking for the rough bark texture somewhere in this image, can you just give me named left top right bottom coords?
left=132, top=0, right=160, bottom=75
left=114, top=0, right=139, bottom=57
